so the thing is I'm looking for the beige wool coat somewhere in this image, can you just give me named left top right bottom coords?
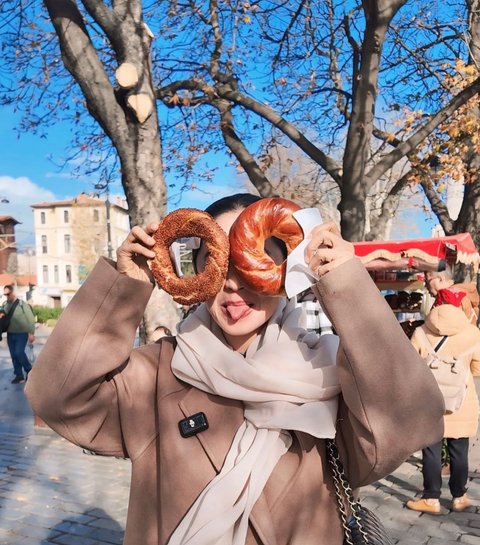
left=26, top=257, right=444, bottom=545
left=411, top=304, right=480, bottom=439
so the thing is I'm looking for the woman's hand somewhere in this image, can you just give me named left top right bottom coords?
left=304, top=221, right=355, bottom=277
left=116, top=223, right=158, bottom=284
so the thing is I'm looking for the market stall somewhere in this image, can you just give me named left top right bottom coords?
left=353, top=233, right=480, bottom=336
left=353, top=232, right=480, bottom=291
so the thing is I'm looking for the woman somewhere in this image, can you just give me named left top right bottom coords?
left=26, top=194, right=444, bottom=545
left=407, top=286, right=480, bottom=515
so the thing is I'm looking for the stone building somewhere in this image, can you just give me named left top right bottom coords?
left=31, top=193, right=130, bottom=308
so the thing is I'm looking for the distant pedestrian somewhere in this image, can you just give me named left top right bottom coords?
left=407, top=288, right=480, bottom=514
left=1, top=285, right=36, bottom=384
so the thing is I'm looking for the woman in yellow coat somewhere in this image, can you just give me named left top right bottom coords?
left=408, top=282, right=480, bottom=515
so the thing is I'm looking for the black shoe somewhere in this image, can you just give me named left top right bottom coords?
left=11, top=376, right=25, bottom=384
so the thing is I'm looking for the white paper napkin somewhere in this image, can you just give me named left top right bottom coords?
left=284, top=208, right=323, bottom=299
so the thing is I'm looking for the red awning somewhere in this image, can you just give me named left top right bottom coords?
left=354, top=233, right=480, bottom=272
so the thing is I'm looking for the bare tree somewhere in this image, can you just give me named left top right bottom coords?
left=155, top=0, right=480, bottom=241
left=1, top=0, right=166, bottom=227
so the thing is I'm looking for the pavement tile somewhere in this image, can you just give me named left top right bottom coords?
left=460, top=536, right=480, bottom=545
left=84, top=528, right=123, bottom=545
left=10, top=525, right=54, bottom=540
left=427, top=539, right=462, bottom=545
left=48, top=535, right=98, bottom=545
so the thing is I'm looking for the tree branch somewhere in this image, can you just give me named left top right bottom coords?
left=215, top=100, right=275, bottom=196
left=367, top=76, right=480, bottom=185
left=216, top=86, right=343, bottom=182
left=43, top=0, right=128, bottom=145
left=420, top=178, right=454, bottom=233
left=80, top=0, right=119, bottom=42
left=366, top=171, right=410, bottom=240
left=208, top=0, right=222, bottom=80
left=156, top=78, right=343, bottom=182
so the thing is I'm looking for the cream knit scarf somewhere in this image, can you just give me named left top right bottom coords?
left=169, top=298, right=341, bottom=545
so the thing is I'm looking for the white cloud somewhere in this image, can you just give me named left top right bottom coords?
left=44, top=171, right=80, bottom=180
left=0, top=176, right=56, bottom=249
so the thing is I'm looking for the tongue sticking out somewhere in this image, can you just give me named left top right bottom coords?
left=225, top=303, right=252, bottom=321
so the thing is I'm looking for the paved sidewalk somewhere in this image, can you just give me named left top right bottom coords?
left=0, top=328, right=130, bottom=545
left=0, top=326, right=478, bottom=544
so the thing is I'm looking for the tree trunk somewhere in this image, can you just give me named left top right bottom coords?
left=340, top=1, right=404, bottom=240
left=43, top=0, right=174, bottom=341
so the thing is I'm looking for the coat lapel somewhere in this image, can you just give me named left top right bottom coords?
left=178, top=386, right=243, bottom=472
left=249, top=493, right=279, bottom=545
left=178, top=387, right=279, bottom=545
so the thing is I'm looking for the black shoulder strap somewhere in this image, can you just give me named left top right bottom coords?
left=433, top=336, right=448, bottom=352
left=416, top=327, right=448, bottom=353
left=6, top=299, right=20, bottom=319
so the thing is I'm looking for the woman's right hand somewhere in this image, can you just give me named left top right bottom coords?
left=116, top=223, right=158, bottom=284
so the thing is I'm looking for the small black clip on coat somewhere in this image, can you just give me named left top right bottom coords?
left=178, top=412, right=209, bottom=438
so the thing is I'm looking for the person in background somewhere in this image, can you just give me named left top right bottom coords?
left=407, top=289, right=480, bottom=514
left=25, top=194, right=444, bottom=545
left=1, top=285, right=36, bottom=384
left=425, top=270, right=479, bottom=325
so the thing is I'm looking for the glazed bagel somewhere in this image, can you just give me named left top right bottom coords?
left=151, top=208, right=229, bottom=305
left=229, top=197, right=303, bottom=296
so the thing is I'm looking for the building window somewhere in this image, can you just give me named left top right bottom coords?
left=66, top=264, right=72, bottom=283
left=93, top=209, right=100, bottom=222
left=64, top=210, right=69, bottom=223
left=42, top=265, right=48, bottom=283
left=54, top=265, right=59, bottom=284
left=40, top=211, right=46, bottom=224
left=64, top=234, right=71, bottom=253
left=41, top=235, right=48, bottom=254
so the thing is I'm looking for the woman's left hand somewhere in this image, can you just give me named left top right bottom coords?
left=304, top=221, right=355, bottom=277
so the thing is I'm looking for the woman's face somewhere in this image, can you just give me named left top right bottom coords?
left=196, top=209, right=284, bottom=353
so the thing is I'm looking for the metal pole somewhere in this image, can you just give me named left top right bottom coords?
left=106, top=185, right=113, bottom=260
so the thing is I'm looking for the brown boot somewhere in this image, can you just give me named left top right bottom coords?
left=451, top=494, right=473, bottom=512
left=406, top=498, right=441, bottom=515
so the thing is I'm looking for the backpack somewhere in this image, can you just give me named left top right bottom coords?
left=415, top=328, right=473, bottom=415
left=0, top=299, right=19, bottom=341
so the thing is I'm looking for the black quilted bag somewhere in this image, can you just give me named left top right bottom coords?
left=326, top=440, right=395, bottom=545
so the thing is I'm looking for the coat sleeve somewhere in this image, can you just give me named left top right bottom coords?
left=21, top=301, right=36, bottom=334
left=313, top=258, right=444, bottom=488
left=25, top=258, right=162, bottom=460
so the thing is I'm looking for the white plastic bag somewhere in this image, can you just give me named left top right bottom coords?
left=27, top=343, right=35, bottom=364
